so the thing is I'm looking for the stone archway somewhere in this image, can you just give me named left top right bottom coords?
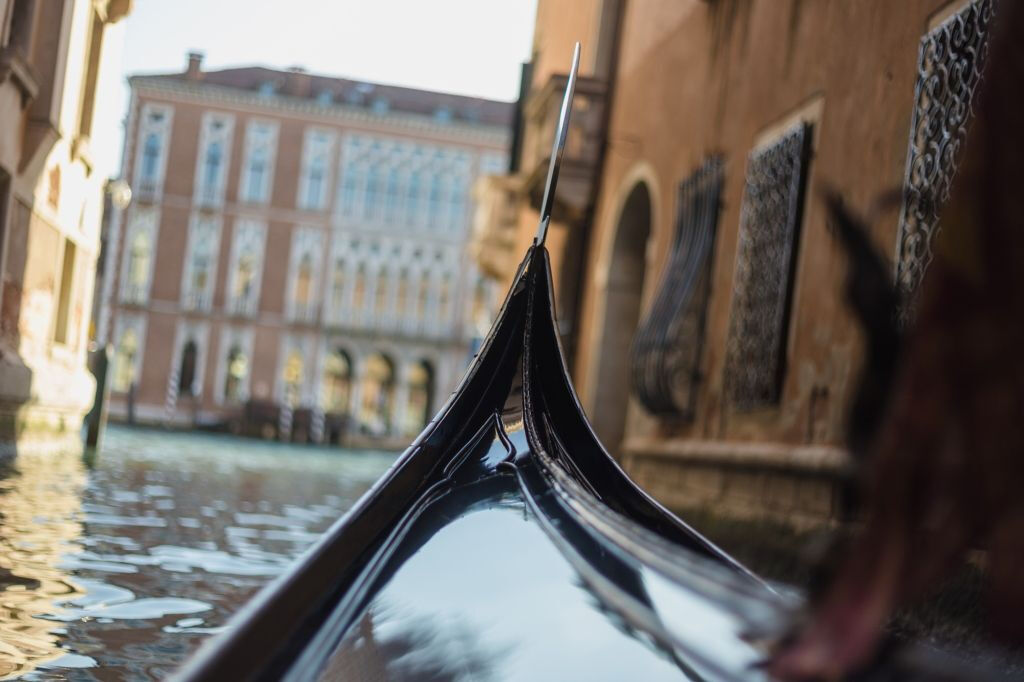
left=590, top=182, right=652, bottom=456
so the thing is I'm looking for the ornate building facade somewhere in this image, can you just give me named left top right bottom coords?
left=475, top=0, right=991, bottom=527
left=0, top=0, right=132, bottom=455
left=101, top=54, right=511, bottom=446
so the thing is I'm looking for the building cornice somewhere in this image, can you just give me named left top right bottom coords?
left=129, top=77, right=511, bottom=147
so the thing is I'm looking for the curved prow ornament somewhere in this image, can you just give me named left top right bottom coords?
left=535, top=41, right=580, bottom=246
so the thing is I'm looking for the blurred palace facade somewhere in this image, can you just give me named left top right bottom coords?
left=0, top=0, right=131, bottom=455
left=474, top=0, right=990, bottom=526
left=100, top=54, right=511, bottom=446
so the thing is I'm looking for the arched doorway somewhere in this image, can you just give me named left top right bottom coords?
left=359, top=353, right=395, bottom=436
left=402, top=360, right=434, bottom=436
left=178, top=340, right=198, bottom=396
left=592, top=182, right=652, bottom=456
left=322, top=348, right=353, bottom=415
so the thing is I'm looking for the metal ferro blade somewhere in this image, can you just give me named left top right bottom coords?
left=534, top=42, right=581, bottom=245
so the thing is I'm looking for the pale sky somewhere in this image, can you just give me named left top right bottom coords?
left=104, top=0, right=538, bottom=177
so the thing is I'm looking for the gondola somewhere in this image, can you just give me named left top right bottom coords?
left=171, top=46, right=966, bottom=682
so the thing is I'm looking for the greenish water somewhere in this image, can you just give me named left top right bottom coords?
left=0, top=426, right=395, bottom=680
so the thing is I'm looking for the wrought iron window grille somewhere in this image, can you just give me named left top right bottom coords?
left=895, top=0, right=995, bottom=319
left=630, top=157, right=724, bottom=418
left=724, top=122, right=812, bottom=410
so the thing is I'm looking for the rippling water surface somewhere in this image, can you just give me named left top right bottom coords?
left=0, top=426, right=395, bottom=680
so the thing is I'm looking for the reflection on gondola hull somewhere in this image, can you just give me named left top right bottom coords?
left=174, top=246, right=784, bottom=682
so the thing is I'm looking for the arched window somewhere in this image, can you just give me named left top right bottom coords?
left=395, top=268, right=409, bottom=319
left=427, top=175, right=443, bottom=228
left=113, top=328, right=138, bottom=392
left=178, top=340, right=198, bottom=396
left=384, top=168, right=401, bottom=222
left=359, top=353, right=394, bottom=435
left=128, top=230, right=151, bottom=291
left=374, top=269, right=389, bottom=316
left=224, top=346, right=248, bottom=403
left=449, top=181, right=467, bottom=228
left=416, top=272, right=431, bottom=321
left=202, top=141, right=223, bottom=199
left=438, top=273, right=452, bottom=321
left=402, top=360, right=434, bottom=435
left=341, top=164, right=361, bottom=215
left=353, top=264, right=367, bottom=313
left=282, top=349, right=304, bottom=406
left=141, top=133, right=160, bottom=183
left=295, top=253, right=313, bottom=308
left=364, top=165, right=383, bottom=220
left=330, top=259, right=345, bottom=313
left=233, top=251, right=256, bottom=301
left=321, top=348, right=351, bottom=414
left=245, top=145, right=267, bottom=201
left=306, top=154, right=326, bottom=208
left=406, top=171, right=423, bottom=225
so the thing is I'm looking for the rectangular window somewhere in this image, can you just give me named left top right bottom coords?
left=723, top=123, right=812, bottom=409
left=134, top=104, right=173, bottom=200
left=194, top=112, right=235, bottom=207
left=239, top=121, right=277, bottom=204
left=53, top=238, right=75, bottom=344
left=298, top=129, right=334, bottom=210
left=226, top=219, right=266, bottom=316
left=894, top=0, right=993, bottom=314
left=181, top=214, right=220, bottom=311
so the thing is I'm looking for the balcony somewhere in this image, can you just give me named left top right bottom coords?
left=120, top=284, right=149, bottom=305
left=181, top=291, right=212, bottom=311
left=521, top=73, right=607, bottom=223
left=290, top=302, right=319, bottom=325
left=469, top=174, right=521, bottom=283
left=134, top=179, right=160, bottom=203
left=226, top=297, right=258, bottom=318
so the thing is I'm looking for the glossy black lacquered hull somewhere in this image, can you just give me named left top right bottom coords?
left=174, top=248, right=783, bottom=682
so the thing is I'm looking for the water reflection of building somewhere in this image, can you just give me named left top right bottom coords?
left=99, top=54, right=512, bottom=446
left=0, top=0, right=132, bottom=455
left=0, top=452, right=87, bottom=678
left=475, top=0, right=990, bottom=527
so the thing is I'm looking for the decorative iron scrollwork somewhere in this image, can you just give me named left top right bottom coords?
left=895, top=0, right=994, bottom=312
left=724, top=123, right=812, bottom=410
left=630, top=157, right=723, bottom=418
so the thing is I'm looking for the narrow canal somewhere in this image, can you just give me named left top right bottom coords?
left=0, top=426, right=396, bottom=680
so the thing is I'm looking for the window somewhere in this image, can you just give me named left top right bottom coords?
left=182, top=215, right=220, bottom=310
left=53, top=239, right=76, bottom=344
left=395, top=268, right=409, bottom=319
left=631, top=157, right=723, bottom=417
left=374, top=269, right=389, bottom=316
left=201, top=142, right=222, bottom=201
left=178, top=340, right=198, bottom=396
left=134, top=105, right=172, bottom=195
left=723, top=124, right=812, bottom=409
left=121, top=210, right=158, bottom=304
left=427, top=175, right=443, bottom=228
left=353, top=264, right=367, bottom=313
left=141, top=133, right=160, bottom=183
left=194, top=113, right=234, bottom=206
left=364, top=165, right=383, bottom=220
left=224, top=346, right=248, bottom=403
left=282, top=349, right=304, bottom=406
left=227, top=220, right=265, bottom=315
left=240, top=122, right=277, bottom=204
left=358, top=353, right=395, bottom=435
left=894, top=0, right=994, bottom=315
left=321, top=349, right=352, bottom=414
left=298, top=130, right=333, bottom=210
left=402, top=360, right=434, bottom=436
left=406, top=171, right=423, bottom=225
left=287, top=228, right=322, bottom=322
left=113, top=328, right=138, bottom=392
left=416, top=272, right=430, bottom=322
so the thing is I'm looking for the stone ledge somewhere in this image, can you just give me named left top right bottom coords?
left=623, top=437, right=852, bottom=476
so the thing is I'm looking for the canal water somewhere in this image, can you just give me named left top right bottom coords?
left=0, top=426, right=396, bottom=680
